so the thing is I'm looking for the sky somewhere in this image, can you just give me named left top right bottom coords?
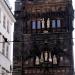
left=9, top=0, right=75, bottom=70
left=9, top=0, right=15, bottom=13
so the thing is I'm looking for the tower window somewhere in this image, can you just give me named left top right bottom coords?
left=32, top=21, right=36, bottom=29
left=52, top=20, right=56, bottom=28
left=52, top=19, right=61, bottom=28
left=37, top=21, right=41, bottom=29
left=57, top=19, right=61, bottom=28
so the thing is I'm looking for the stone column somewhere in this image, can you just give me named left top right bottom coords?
left=42, top=18, right=45, bottom=28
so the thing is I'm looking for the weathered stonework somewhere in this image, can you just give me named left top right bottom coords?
left=13, top=0, right=74, bottom=75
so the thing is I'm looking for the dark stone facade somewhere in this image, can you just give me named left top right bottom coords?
left=13, top=0, right=74, bottom=75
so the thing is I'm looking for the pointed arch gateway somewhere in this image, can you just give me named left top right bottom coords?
left=24, top=43, right=71, bottom=75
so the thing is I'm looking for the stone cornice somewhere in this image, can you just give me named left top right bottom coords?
left=0, top=0, right=16, bottom=23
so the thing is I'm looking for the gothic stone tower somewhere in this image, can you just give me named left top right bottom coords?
left=13, top=0, right=74, bottom=75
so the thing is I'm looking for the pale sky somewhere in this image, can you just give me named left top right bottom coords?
left=9, top=0, right=75, bottom=70
left=9, top=0, right=15, bottom=13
